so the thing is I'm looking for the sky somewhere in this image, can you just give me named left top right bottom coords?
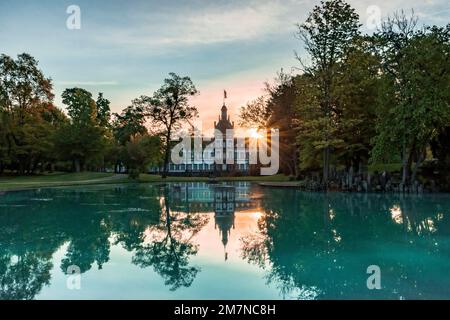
left=1, top=0, right=449, bottom=132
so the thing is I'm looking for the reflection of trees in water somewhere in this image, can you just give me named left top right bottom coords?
left=0, top=252, right=52, bottom=300
left=0, top=190, right=70, bottom=300
left=241, top=190, right=450, bottom=299
left=60, top=219, right=111, bottom=273
left=0, top=185, right=208, bottom=299
left=132, top=189, right=209, bottom=291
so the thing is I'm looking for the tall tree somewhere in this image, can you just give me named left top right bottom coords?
left=56, top=88, right=109, bottom=172
left=266, top=72, right=300, bottom=176
left=96, top=93, right=111, bottom=128
left=136, top=73, right=198, bottom=178
left=372, top=14, right=450, bottom=184
left=0, top=53, right=54, bottom=173
left=333, top=36, right=381, bottom=172
left=296, top=0, right=361, bottom=185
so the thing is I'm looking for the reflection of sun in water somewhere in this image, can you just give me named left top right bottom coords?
left=249, top=211, right=262, bottom=219
left=390, top=205, right=403, bottom=224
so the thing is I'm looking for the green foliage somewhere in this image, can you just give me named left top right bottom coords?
left=0, top=53, right=62, bottom=173
left=238, top=96, right=269, bottom=129
left=371, top=16, right=450, bottom=183
left=112, top=103, right=148, bottom=145
left=295, top=0, right=361, bottom=182
left=56, top=88, right=111, bottom=172
left=135, top=73, right=198, bottom=178
left=333, top=36, right=381, bottom=167
left=239, top=71, right=301, bottom=176
left=96, top=93, right=111, bottom=128
left=292, top=3, right=450, bottom=186
left=124, top=134, right=162, bottom=179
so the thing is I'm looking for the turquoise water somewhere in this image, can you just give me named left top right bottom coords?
left=0, top=182, right=449, bottom=300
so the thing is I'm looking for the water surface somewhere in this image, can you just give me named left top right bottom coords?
left=0, top=182, right=449, bottom=299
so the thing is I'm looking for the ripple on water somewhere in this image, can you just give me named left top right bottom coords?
left=107, top=208, right=151, bottom=213
left=0, top=204, right=27, bottom=207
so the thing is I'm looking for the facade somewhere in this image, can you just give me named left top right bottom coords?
left=151, top=102, right=250, bottom=175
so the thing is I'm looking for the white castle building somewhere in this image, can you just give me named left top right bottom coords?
left=151, top=102, right=250, bottom=175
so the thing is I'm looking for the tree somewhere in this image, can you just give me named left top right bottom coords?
left=0, top=53, right=55, bottom=174
left=96, top=93, right=111, bottom=128
left=431, top=127, right=450, bottom=189
left=296, top=73, right=337, bottom=172
left=372, top=14, right=450, bottom=185
left=124, top=134, right=162, bottom=179
left=265, top=72, right=300, bottom=176
left=109, top=102, right=150, bottom=173
left=296, top=0, right=361, bottom=185
left=238, top=96, right=270, bottom=129
left=333, top=36, right=381, bottom=172
left=0, top=53, right=53, bottom=122
left=56, top=88, right=110, bottom=172
left=136, top=73, right=198, bottom=178
left=239, top=71, right=300, bottom=176
left=112, top=103, right=148, bottom=146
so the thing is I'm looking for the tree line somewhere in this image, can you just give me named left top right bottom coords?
left=0, top=51, right=198, bottom=177
left=239, top=0, right=450, bottom=189
left=2, top=0, right=450, bottom=188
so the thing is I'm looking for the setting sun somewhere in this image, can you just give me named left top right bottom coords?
left=249, top=128, right=263, bottom=139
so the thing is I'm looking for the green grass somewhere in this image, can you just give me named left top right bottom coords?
left=0, top=172, right=126, bottom=191
left=0, top=172, right=113, bottom=183
left=0, top=172, right=289, bottom=191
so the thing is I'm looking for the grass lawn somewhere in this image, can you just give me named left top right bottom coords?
left=0, top=172, right=289, bottom=191
left=0, top=172, right=127, bottom=191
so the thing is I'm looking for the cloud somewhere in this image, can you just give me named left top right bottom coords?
left=96, top=0, right=301, bottom=49
left=56, top=81, right=119, bottom=86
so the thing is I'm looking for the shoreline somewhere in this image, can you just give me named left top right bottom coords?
left=2, top=179, right=448, bottom=195
left=0, top=173, right=290, bottom=193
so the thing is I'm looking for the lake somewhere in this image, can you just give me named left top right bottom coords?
left=0, top=182, right=449, bottom=300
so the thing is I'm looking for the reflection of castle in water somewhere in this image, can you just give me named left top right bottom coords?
left=170, top=181, right=256, bottom=213
left=170, top=182, right=256, bottom=261
left=214, top=186, right=236, bottom=261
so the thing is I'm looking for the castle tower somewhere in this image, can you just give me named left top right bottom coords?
left=214, top=185, right=236, bottom=260
left=214, top=103, right=234, bottom=135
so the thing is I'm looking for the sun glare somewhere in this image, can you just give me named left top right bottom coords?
left=249, top=128, right=263, bottom=139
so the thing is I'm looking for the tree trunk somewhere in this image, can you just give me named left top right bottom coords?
left=74, top=159, right=81, bottom=173
left=401, top=144, right=410, bottom=185
left=162, top=133, right=171, bottom=179
left=323, top=146, right=330, bottom=187
left=18, top=161, right=25, bottom=175
left=411, top=148, right=425, bottom=183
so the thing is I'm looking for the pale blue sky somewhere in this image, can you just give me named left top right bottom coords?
left=1, top=0, right=449, bottom=129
